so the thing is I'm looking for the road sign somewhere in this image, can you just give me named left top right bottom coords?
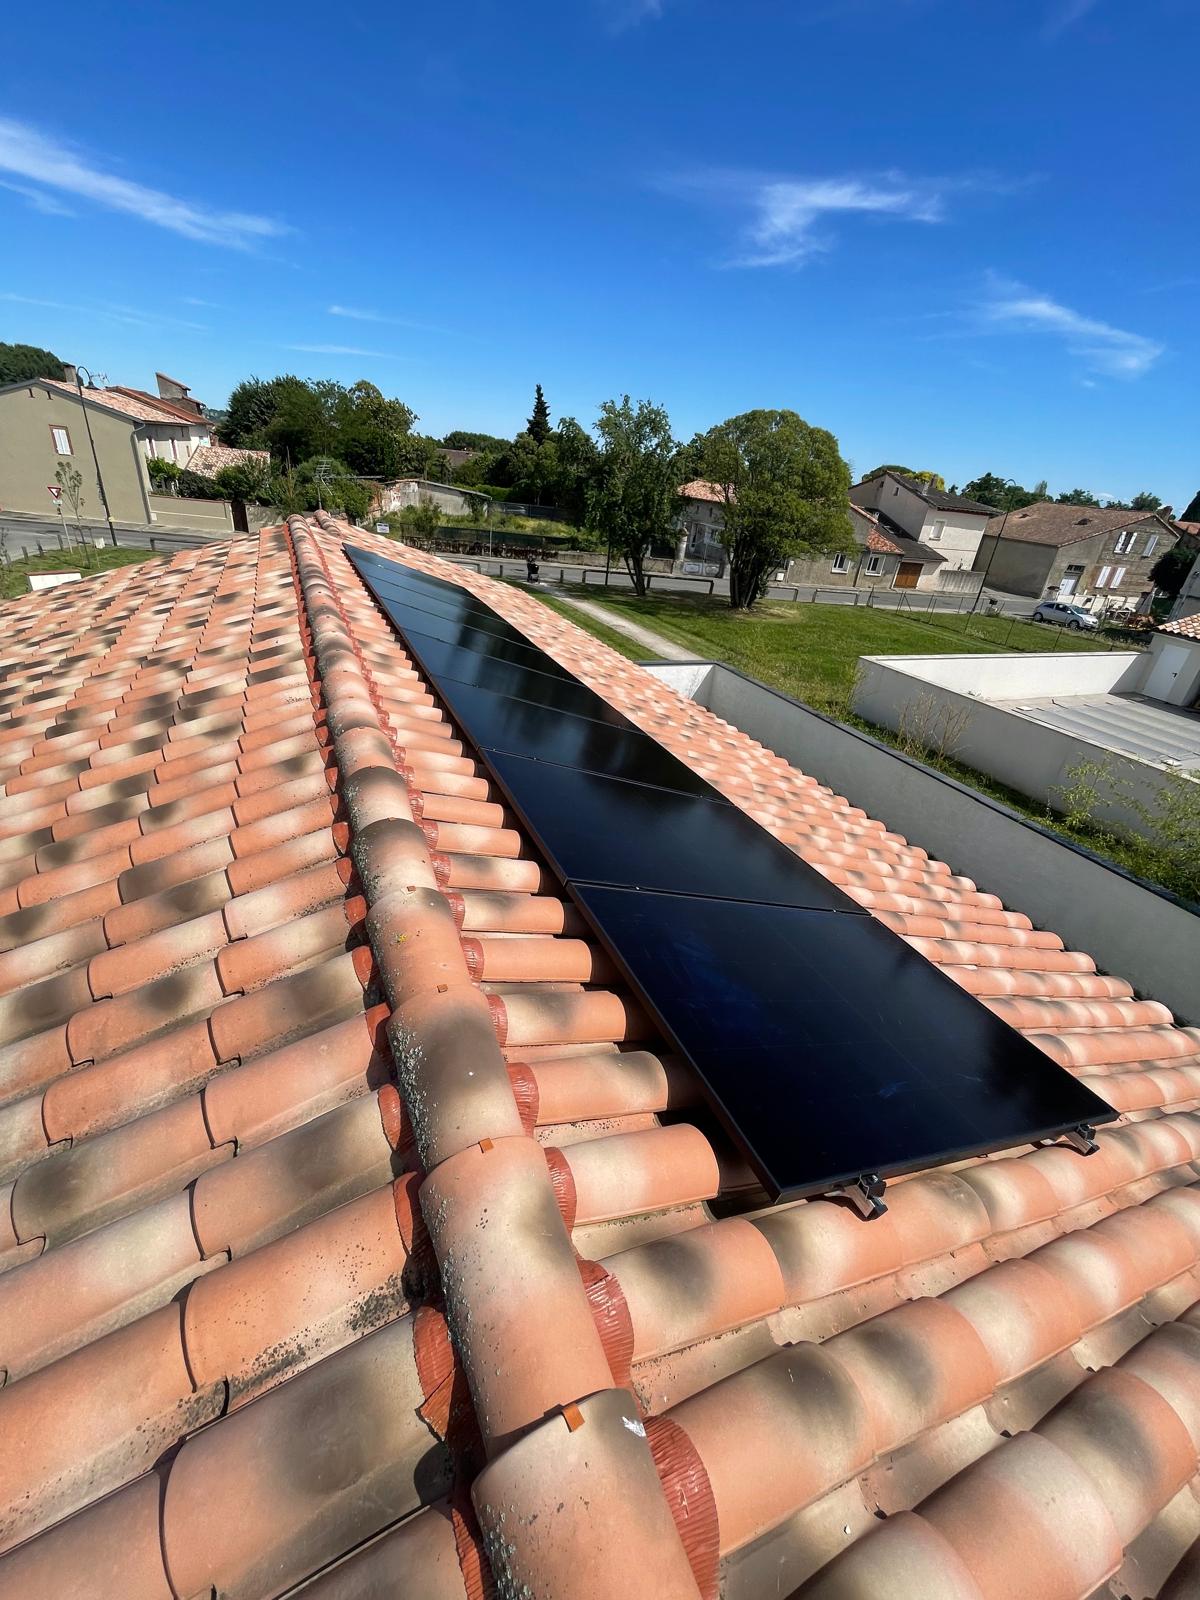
left=47, top=485, right=62, bottom=501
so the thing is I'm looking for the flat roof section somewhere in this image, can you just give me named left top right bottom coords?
left=998, top=692, right=1200, bottom=772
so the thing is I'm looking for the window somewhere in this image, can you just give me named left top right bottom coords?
left=831, top=553, right=851, bottom=573
left=1096, top=565, right=1113, bottom=588
left=928, top=519, right=945, bottom=542
left=50, top=425, right=72, bottom=455
left=864, top=554, right=884, bottom=576
left=1112, top=566, right=1127, bottom=588
left=1145, top=533, right=1159, bottom=557
left=1114, top=530, right=1136, bottom=555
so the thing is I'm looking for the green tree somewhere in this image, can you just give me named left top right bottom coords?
left=526, top=383, right=551, bottom=444
left=586, top=397, right=681, bottom=597
left=221, top=373, right=428, bottom=482
left=962, top=473, right=1037, bottom=512
left=441, top=430, right=508, bottom=451
left=0, top=342, right=66, bottom=383
left=507, top=433, right=559, bottom=506
left=1150, top=545, right=1194, bottom=600
left=673, top=432, right=708, bottom=483
left=1130, top=491, right=1162, bottom=512
left=1181, top=489, right=1200, bottom=523
left=702, top=409, right=854, bottom=610
left=223, top=376, right=288, bottom=447
left=214, top=458, right=273, bottom=505
left=1056, top=487, right=1102, bottom=507
left=552, top=416, right=600, bottom=524
left=861, top=464, right=946, bottom=491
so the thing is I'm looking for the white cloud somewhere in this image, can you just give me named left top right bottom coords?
left=980, top=282, right=1162, bottom=377
left=0, top=179, right=74, bottom=216
left=1043, top=0, right=1099, bottom=38
left=329, top=305, right=388, bottom=322
left=602, top=0, right=663, bottom=32
left=0, top=290, right=203, bottom=331
left=328, top=303, right=454, bottom=335
left=664, top=169, right=945, bottom=267
left=286, top=343, right=392, bottom=357
left=0, top=116, right=289, bottom=248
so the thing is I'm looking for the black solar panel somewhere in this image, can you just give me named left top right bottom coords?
left=349, top=545, right=1116, bottom=1206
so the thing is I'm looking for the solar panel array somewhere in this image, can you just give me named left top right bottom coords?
left=349, top=545, right=1115, bottom=1207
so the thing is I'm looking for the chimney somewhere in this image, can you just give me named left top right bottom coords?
left=61, top=363, right=78, bottom=386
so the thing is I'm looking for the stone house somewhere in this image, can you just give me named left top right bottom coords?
left=975, top=503, right=1178, bottom=611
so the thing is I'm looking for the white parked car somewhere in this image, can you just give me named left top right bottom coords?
left=1031, top=599, right=1100, bottom=631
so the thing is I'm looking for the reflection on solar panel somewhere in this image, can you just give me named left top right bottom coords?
left=349, top=545, right=1116, bottom=1208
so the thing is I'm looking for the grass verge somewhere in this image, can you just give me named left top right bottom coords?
left=0, top=545, right=161, bottom=601
left=542, top=587, right=1111, bottom=716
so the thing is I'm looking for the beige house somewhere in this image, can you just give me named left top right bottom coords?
left=0, top=373, right=230, bottom=528
left=45, top=378, right=212, bottom=466
left=849, top=472, right=997, bottom=572
left=676, top=482, right=949, bottom=591
left=975, top=503, right=1178, bottom=611
left=0, top=378, right=156, bottom=525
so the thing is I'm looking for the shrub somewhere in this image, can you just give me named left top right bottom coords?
left=147, top=457, right=181, bottom=492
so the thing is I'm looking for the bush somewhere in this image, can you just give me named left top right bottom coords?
left=147, top=457, right=181, bottom=492
left=176, top=469, right=226, bottom=501
left=1057, top=757, right=1200, bottom=903
left=399, top=499, right=442, bottom=538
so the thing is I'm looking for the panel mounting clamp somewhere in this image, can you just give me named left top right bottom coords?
left=1062, top=1124, right=1099, bottom=1156
left=830, top=1172, right=888, bottom=1220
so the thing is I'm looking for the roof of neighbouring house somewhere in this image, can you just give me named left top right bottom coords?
left=872, top=508, right=950, bottom=564
left=40, top=379, right=207, bottom=428
left=987, top=502, right=1172, bottom=548
left=185, top=443, right=271, bottom=478
left=678, top=479, right=727, bottom=504
left=850, top=504, right=906, bottom=557
left=0, top=514, right=1199, bottom=1600
left=857, top=473, right=999, bottom=516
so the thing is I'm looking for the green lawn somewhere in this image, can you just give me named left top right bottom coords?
left=0, top=545, right=162, bottom=601
left=528, top=585, right=1194, bottom=900
left=515, top=586, right=663, bottom=665
left=548, top=588, right=1112, bottom=716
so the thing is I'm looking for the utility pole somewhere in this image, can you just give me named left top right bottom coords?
left=74, top=366, right=117, bottom=545
left=969, top=478, right=1019, bottom=616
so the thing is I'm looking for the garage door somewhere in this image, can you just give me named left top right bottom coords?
left=894, top=563, right=922, bottom=589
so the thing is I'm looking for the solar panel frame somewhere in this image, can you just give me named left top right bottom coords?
left=348, top=545, right=1118, bottom=1205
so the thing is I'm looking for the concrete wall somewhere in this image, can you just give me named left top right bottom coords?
left=0, top=383, right=152, bottom=524
left=149, top=494, right=235, bottom=532
left=647, top=659, right=1200, bottom=1020
left=915, top=565, right=985, bottom=596
left=380, top=480, right=482, bottom=517
left=850, top=651, right=1180, bottom=839
left=1142, top=633, right=1200, bottom=708
left=975, top=534, right=1056, bottom=597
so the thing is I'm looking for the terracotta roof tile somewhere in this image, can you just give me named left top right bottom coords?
left=0, top=514, right=1197, bottom=1599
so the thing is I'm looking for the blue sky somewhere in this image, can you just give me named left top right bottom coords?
left=1, top=0, right=1196, bottom=505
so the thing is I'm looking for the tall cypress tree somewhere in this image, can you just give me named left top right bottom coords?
left=526, top=383, right=551, bottom=443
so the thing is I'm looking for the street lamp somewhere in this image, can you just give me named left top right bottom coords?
left=969, top=477, right=1019, bottom=616
left=74, top=366, right=117, bottom=545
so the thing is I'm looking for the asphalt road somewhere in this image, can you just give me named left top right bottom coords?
left=436, top=551, right=1037, bottom=616
left=0, top=515, right=214, bottom=559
